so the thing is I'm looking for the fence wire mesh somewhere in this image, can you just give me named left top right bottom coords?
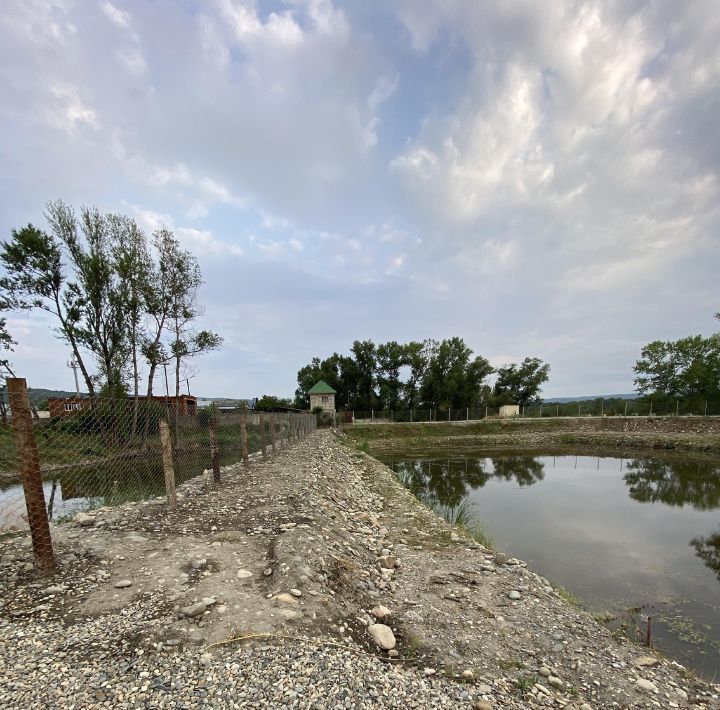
left=0, top=380, right=315, bottom=571
left=348, top=399, right=720, bottom=424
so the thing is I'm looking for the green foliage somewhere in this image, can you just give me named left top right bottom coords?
left=196, top=403, right=220, bottom=429
left=419, top=337, right=493, bottom=409
left=634, top=333, right=720, bottom=400
left=255, top=395, right=294, bottom=411
left=295, top=337, right=519, bottom=412
left=493, top=357, right=551, bottom=406
left=1, top=202, right=221, bottom=399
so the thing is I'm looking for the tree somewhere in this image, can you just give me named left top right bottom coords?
left=111, top=213, right=150, bottom=421
left=351, top=339, right=377, bottom=411
left=0, top=221, right=97, bottom=396
left=255, top=395, right=293, bottom=411
left=420, top=337, right=493, bottom=409
left=493, top=357, right=550, bottom=406
left=376, top=341, right=407, bottom=410
left=633, top=335, right=720, bottom=400
left=402, top=340, right=428, bottom=409
left=163, top=240, right=222, bottom=414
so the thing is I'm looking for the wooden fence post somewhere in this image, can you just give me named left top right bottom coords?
left=270, top=412, right=277, bottom=452
left=240, top=407, right=249, bottom=467
left=260, top=411, right=267, bottom=457
left=209, top=417, right=220, bottom=483
left=159, top=419, right=177, bottom=507
left=8, top=378, right=55, bottom=572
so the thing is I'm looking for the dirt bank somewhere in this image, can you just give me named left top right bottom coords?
left=0, top=431, right=718, bottom=708
left=346, top=417, right=720, bottom=457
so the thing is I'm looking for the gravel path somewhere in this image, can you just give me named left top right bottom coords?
left=1, top=429, right=719, bottom=709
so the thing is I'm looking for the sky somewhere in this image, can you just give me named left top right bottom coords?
left=1, top=0, right=718, bottom=399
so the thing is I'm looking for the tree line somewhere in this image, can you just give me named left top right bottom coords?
left=0, top=201, right=222, bottom=412
left=294, top=338, right=550, bottom=411
left=633, top=311, right=720, bottom=405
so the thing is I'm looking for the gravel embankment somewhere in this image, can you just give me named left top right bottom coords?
left=1, top=429, right=719, bottom=709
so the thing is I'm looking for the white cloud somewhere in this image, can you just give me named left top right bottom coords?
left=101, top=1, right=131, bottom=29
left=44, top=83, right=99, bottom=134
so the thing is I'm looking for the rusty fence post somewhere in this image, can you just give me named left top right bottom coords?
left=270, top=412, right=277, bottom=453
left=159, top=419, right=177, bottom=507
left=8, top=378, right=55, bottom=572
left=260, top=411, right=267, bottom=458
left=209, top=416, right=221, bottom=483
left=240, top=407, right=249, bottom=467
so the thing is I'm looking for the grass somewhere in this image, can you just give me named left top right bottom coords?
left=497, top=657, right=526, bottom=671
left=431, top=499, right=495, bottom=549
left=514, top=676, right=534, bottom=694
left=552, top=584, right=583, bottom=608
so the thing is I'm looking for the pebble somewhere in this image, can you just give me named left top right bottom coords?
left=461, top=669, right=474, bottom=679
left=370, top=605, right=392, bottom=619
left=636, top=678, right=658, bottom=692
left=494, top=552, right=507, bottom=565
left=289, top=588, right=302, bottom=597
left=113, top=579, right=132, bottom=588
left=367, top=623, right=396, bottom=650
left=181, top=601, right=207, bottom=617
left=507, top=590, right=522, bottom=600
left=475, top=703, right=492, bottom=710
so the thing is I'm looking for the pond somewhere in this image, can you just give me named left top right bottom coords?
left=380, top=452, right=720, bottom=679
left=0, top=446, right=245, bottom=531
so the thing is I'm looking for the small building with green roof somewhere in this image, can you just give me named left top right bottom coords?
left=308, top=380, right=336, bottom=413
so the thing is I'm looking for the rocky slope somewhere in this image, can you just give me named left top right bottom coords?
left=0, top=431, right=718, bottom=709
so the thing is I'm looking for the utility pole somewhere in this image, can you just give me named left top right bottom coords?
left=66, top=356, right=80, bottom=396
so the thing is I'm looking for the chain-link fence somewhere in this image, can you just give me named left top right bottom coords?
left=0, top=378, right=316, bottom=572
left=349, top=399, right=720, bottom=424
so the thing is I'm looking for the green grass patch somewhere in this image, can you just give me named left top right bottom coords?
left=552, top=584, right=582, bottom=608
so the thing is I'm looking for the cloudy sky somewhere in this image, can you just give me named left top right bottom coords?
left=1, top=0, right=718, bottom=399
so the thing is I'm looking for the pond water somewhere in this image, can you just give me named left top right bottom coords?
left=0, top=447, right=245, bottom=531
left=380, top=452, right=720, bottom=679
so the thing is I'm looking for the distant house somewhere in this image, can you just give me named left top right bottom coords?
left=47, top=394, right=197, bottom=418
left=499, top=404, right=520, bottom=418
left=308, top=381, right=336, bottom=413
left=47, top=396, right=91, bottom=418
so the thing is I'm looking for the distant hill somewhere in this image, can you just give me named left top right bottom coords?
left=543, top=393, right=639, bottom=403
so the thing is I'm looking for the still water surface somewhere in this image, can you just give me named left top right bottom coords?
left=380, top=452, right=720, bottom=679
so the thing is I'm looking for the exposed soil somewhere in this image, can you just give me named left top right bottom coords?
left=0, top=429, right=719, bottom=708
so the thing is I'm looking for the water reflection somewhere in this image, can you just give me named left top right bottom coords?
left=691, top=530, right=720, bottom=582
left=393, top=455, right=720, bottom=512
left=394, top=456, right=545, bottom=509
left=384, top=452, right=720, bottom=678
left=624, top=460, right=720, bottom=510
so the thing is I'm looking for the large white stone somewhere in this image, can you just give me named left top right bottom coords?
left=368, top=623, right=396, bottom=650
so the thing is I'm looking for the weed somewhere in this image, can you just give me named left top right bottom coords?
left=552, top=584, right=582, bottom=608
left=404, top=631, right=423, bottom=654
left=498, top=658, right=525, bottom=671
left=515, top=675, right=533, bottom=694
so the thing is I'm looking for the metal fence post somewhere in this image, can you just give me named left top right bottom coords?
left=485, top=406, right=488, bottom=419
left=466, top=407, right=469, bottom=421
left=625, top=401, right=628, bottom=416
left=260, top=411, right=267, bottom=457
left=8, top=378, right=55, bottom=572
left=159, top=419, right=177, bottom=507
left=704, top=401, right=708, bottom=417
left=209, top=416, right=220, bottom=483
left=240, top=407, right=249, bottom=467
